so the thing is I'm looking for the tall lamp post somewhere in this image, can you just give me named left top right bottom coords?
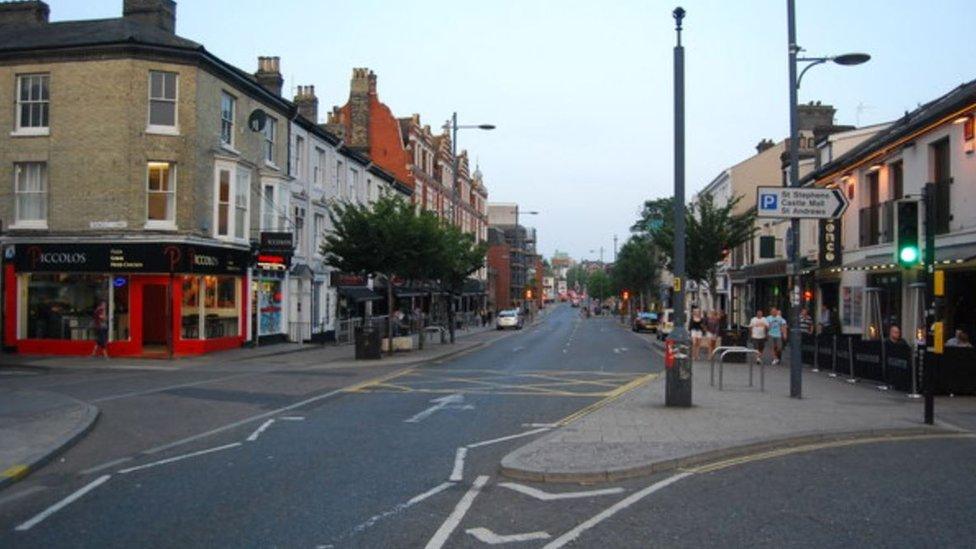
left=666, top=6, right=692, bottom=407
left=449, top=113, right=495, bottom=226
left=786, top=0, right=869, bottom=398
left=515, top=206, right=539, bottom=308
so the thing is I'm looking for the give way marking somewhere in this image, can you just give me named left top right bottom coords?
left=498, top=482, right=624, bottom=501
left=404, top=394, right=474, bottom=423
left=466, top=527, right=551, bottom=544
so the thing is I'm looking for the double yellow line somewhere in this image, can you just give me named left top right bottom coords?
left=556, top=372, right=660, bottom=427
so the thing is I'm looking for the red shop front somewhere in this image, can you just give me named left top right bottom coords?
left=3, top=242, right=250, bottom=357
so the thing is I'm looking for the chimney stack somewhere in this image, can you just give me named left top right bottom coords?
left=0, top=1, right=50, bottom=26
left=122, top=0, right=176, bottom=33
left=255, top=56, right=283, bottom=97
left=347, top=68, right=375, bottom=152
left=755, top=138, right=775, bottom=154
left=294, top=85, right=319, bottom=123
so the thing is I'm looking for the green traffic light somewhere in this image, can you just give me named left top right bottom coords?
left=899, top=246, right=919, bottom=264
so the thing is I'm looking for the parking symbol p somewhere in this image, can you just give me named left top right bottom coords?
left=760, top=193, right=777, bottom=211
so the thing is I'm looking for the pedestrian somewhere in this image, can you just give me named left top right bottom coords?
left=766, top=307, right=788, bottom=365
left=887, top=325, right=908, bottom=346
left=799, top=307, right=813, bottom=335
left=705, top=309, right=721, bottom=358
left=91, top=299, right=108, bottom=358
left=688, top=307, right=705, bottom=360
left=748, top=309, right=769, bottom=364
left=946, top=329, right=973, bottom=348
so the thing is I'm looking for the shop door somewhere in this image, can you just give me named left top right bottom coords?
left=142, top=284, right=168, bottom=346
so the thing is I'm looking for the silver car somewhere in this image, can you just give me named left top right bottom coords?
left=496, top=309, right=524, bottom=330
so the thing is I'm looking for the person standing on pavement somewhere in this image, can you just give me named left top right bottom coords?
left=688, top=307, right=705, bottom=360
left=91, top=300, right=109, bottom=358
left=749, top=309, right=769, bottom=364
left=766, top=307, right=788, bottom=365
left=799, top=307, right=814, bottom=335
left=705, top=309, right=721, bottom=358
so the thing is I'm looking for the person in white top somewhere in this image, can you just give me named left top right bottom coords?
left=748, top=309, right=770, bottom=364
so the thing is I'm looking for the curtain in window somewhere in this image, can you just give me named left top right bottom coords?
left=15, top=163, right=47, bottom=221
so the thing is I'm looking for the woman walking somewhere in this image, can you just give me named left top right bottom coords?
left=688, top=307, right=705, bottom=360
left=91, top=300, right=109, bottom=358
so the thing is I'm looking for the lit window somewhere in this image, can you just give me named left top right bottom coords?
left=147, top=162, right=176, bottom=226
left=16, top=74, right=49, bottom=133
left=14, top=162, right=47, bottom=226
left=148, top=71, right=178, bottom=131
left=220, top=92, right=235, bottom=146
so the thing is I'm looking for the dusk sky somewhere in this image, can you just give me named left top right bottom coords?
left=51, top=0, right=976, bottom=261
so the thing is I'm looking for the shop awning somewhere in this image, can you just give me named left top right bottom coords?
left=737, top=259, right=789, bottom=280
left=394, top=288, right=429, bottom=298
left=337, top=286, right=382, bottom=302
left=839, top=255, right=896, bottom=272
left=935, top=242, right=976, bottom=265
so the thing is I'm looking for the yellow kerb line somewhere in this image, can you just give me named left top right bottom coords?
left=556, top=372, right=660, bottom=427
left=2, top=465, right=30, bottom=480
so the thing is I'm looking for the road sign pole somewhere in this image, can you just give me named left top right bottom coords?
left=787, top=0, right=803, bottom=399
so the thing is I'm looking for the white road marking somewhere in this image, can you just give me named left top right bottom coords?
left=449, top=447, right=468, bottom=481
left=117, top=443, right=242, bottom=474
left=405, top=394, right=472, bottom=423
left=408, top=481, right=456, bottom=505
left=246, top=419, right=275, bottom=442
left=346, top=482, right=455, bottom=537
left=466, top=527, right=551, bottom=544
left=512, top=346, right=524, bottom=352
left=613, top=348, right=621, bottom=354
left=279, top=416, right=305, bottom=421
left=543, top=472, right=693, bottom=548
left=78, top=456, right=132, bottom=476
left=467, top=428, right=551, bottom=449
left=14, top=475, right=111, bottom=531
left=522, top=423, right=558, bottom=428
left=499, top=482, right=624, bottom=501
left=425, top=475, right=489, bottom=549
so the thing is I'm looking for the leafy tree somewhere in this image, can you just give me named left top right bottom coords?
left=433, top=223, right=488, bottom=343
left=566, top=265, right=588, bottom=292
left=611, top=235, right=659, bottom=308
left=586, top=269, right=612, bottom=301
left=640, top=193, right=756, bottom=309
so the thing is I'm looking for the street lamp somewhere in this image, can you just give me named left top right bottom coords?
left=786, top=0, right=869, bottom=398
left=515, top=206, right=539, bottom=307
left=449, top=113, right=495, bottom=226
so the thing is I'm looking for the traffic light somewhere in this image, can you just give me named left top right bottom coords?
left=895, top=200, right=921, bottom=268
left=525, top=288, right=533, bottom=300
left=622, top=290, right=630, bottom=301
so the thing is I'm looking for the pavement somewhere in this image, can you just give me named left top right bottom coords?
left=0, top=390, right=98, bottom=491
left=500, top=328, right=971, bottom=483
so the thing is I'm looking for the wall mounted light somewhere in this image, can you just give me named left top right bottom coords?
left=868, top=163, right=882, bottom=172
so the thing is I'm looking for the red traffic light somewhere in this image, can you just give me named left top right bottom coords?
left=622, top=290, right=630, bottom=300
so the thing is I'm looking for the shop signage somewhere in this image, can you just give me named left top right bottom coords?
left=256, top=254, right=288, bottom=271
left=819, top=218, right=842, bottom=268
left=13, top=243, right=249, bottom=275
left=331, top=272, right=367, bottom=287
left=260, top=232, right=294, bottom=254
left=756, top=186, right=849, bottom=219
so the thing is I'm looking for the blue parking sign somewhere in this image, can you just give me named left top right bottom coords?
left=759, top=193, right=777, bottom=211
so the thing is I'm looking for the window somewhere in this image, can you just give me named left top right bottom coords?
left=294, top=206, right=306, bottom=254
left=294, top=136, right=305, bottom=178
left=16, top=74, right=49, bottom=133
left=349, top=168, right=359, bottom=201
left=148, top=71, right=177, bottom=131
left=15, top=162, right=48, bottom=226
left=234, top=169, right=250, bottom=239
left=220, top=92, right=235, bottom=146
left=25, top=274, right=108, bottom=340
left=313, top=213, right=325, bottom=256
left=931, top=139, right=951, bottom=234
left=335, top=159, right=343, bottom=192
left=262, top=184, right=275, bottom=230
left=890, top=161, right=903, bottom=200
left=263, top=117, right=277, bottom=165
left=217, top=169, right=231, bottom=236
left=314, top=147, right=325, bottom=187
left=277, top=187, right=289, bottom=230
left=146, top=162, right=176, bottom=226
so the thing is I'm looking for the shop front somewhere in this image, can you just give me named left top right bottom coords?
left=3, top=242, right=249, bottom=357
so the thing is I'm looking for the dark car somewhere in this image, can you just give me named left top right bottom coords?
left=632, top=312, right=659, bottom=333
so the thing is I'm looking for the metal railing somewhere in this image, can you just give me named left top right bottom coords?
left=710, top=346, right=763, bottom=391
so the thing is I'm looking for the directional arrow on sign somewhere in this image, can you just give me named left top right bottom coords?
left=755, top=186, right=849, bottom=219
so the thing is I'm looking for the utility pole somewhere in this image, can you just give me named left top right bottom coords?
left=613, top=234, right=618, bottom=263
left=666, top=6, right=692, bottom=407
left=786, top=0, right=803, bottom=398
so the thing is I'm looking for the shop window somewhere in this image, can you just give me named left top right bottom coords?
left=182, top=276, right=201, bottom=339
left=204, top=276, right=238, bottom=338
left=257, top=279, right=283, bottom=335
left=147, top=162, right=176, bottom=227
left=25, top=274, right=108, bottom=340
left=112, top=276, right=130, bottom=341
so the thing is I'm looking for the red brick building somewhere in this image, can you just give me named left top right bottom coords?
left=486, top=228, right=511, bottom=310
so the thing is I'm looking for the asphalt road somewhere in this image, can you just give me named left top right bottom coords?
left=0, top=305, right=660, bottom=547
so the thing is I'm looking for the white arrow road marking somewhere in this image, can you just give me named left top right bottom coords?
left=405, top=394, right=472, bottom=423
left=117, top=443, right=241, bottom=474
left=450, top=447, right=468, bottom=481
left=466, top=527, right=551, bottom=545
left=246, top=419, right=275, bottom=441
left=499, top=482, right=624, bottom=501
left=425, top=475, right=489, bottom=549
left=15, top=475, right=111, bottom=531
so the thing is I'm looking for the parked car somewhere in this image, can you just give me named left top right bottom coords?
left=632, top=311, right=659, bottom=333
left=657, top=308, right=675, bottom=340
left=496, top=309, right=524, bottom=330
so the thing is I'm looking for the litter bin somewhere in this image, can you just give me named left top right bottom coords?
left=355, top=325, right=382, bottom=360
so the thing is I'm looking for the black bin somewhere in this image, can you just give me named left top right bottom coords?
left=355, top=325, right=382, bottom=360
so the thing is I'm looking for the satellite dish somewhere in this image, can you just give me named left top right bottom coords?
left=248, top=109, right=268, bottom=132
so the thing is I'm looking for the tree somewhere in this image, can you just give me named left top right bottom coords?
left=433, top=223, right=488, bottom=343
left=587, top=269, right=612, bottom=301
left=566, top=265, right=588, bottom=292
left=611, top=235, right=659, bottom=309
left=641, top=193, right=756, bottom=309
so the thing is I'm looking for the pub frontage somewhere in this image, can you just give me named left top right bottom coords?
left=3, top=241, right=249, bottom=357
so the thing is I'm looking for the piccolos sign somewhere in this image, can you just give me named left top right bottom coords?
left=12, top=243, right=248, bottom=274
left=755, top=186, right=849, bottom=219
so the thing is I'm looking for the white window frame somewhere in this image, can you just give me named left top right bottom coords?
left=293, top=206, right=306, bottom=257
left=234, top=168, right=251, bottom=240
left=335, top=159, right=343, bottom=194
left=313, top=212, right=325, bottom=257
left=314, top=147, right=325, bottom=188
left=14, top=73, right=50, bottom=136
left=13, top=161, right=48, bottom=228
left=263, top=117, right=277, bottom=167
left=147, top=70, right=179, bottom=135
left=145, top=161, right=177, bottom=229
left=212, top=161, right=250, bottom=242
left=220, top=91, right=236, bottom=149
left=349, top=167, right=359, bottom=202
left=294, top=135, right=305, bottom=179
left=261, top=183, right=276, bottom=230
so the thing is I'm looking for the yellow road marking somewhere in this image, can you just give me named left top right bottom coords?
left=2, top=465, right=29, bottom=480
left=687, top=432, right=976, bottom=475
left=556, top=372, right=660, bottom=426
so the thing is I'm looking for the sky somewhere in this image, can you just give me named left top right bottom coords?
left=51, top=0, right=976, bottom=261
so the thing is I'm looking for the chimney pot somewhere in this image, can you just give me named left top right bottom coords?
left=294, top=84, right=319, bottom=123
left=255, top=56, right=283, bottom=97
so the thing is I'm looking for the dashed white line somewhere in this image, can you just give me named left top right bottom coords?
left=117, top=443, right=242, bottom=474
left=467, top=428, right=550, bottom=449
left=15, top=475, right=111, bottom=531
left=425, top=475, right=489, bottom=549
left=499, top=482, right=624, bottom=501
left=466, top=527, right=551, bottom=544
left=449, top=447, right=467, bottom=481
left=279, top=416, right=305, bottom=421
left=407, top=481, right=456, bottom=505
left=246, top=419, right=275, bottom=442
left=543, top=472, right=692, bottom=548
left=346, top=482, right=455, bottom=537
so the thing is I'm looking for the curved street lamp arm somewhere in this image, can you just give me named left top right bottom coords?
left=796, top=57, right=829, bottom=89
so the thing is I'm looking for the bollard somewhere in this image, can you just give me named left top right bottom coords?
left=828, top=335, right=838, bottom=378
left=847, top=336, right=857, bottom=384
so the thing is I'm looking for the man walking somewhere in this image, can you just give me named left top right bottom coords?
left=748, top=309, right=769, bottom=364
left=766, top=307, right=788, bottom=365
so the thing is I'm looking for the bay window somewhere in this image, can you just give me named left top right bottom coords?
left=214, top=162, right=249, bottom=240
left=234, top=169, right=250, bottom=239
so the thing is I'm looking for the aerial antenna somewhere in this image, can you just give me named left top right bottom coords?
left=855, top=102, right=874, bottom=126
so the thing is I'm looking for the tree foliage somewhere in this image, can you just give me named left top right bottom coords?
left=586, top=269, right=612, bottom=301
left=611, top=235, right=658, bottom=300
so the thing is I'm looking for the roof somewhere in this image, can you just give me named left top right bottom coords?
left=805, top=79, right=976, bottom=185
left=0, top=17, right=201, bottom=51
